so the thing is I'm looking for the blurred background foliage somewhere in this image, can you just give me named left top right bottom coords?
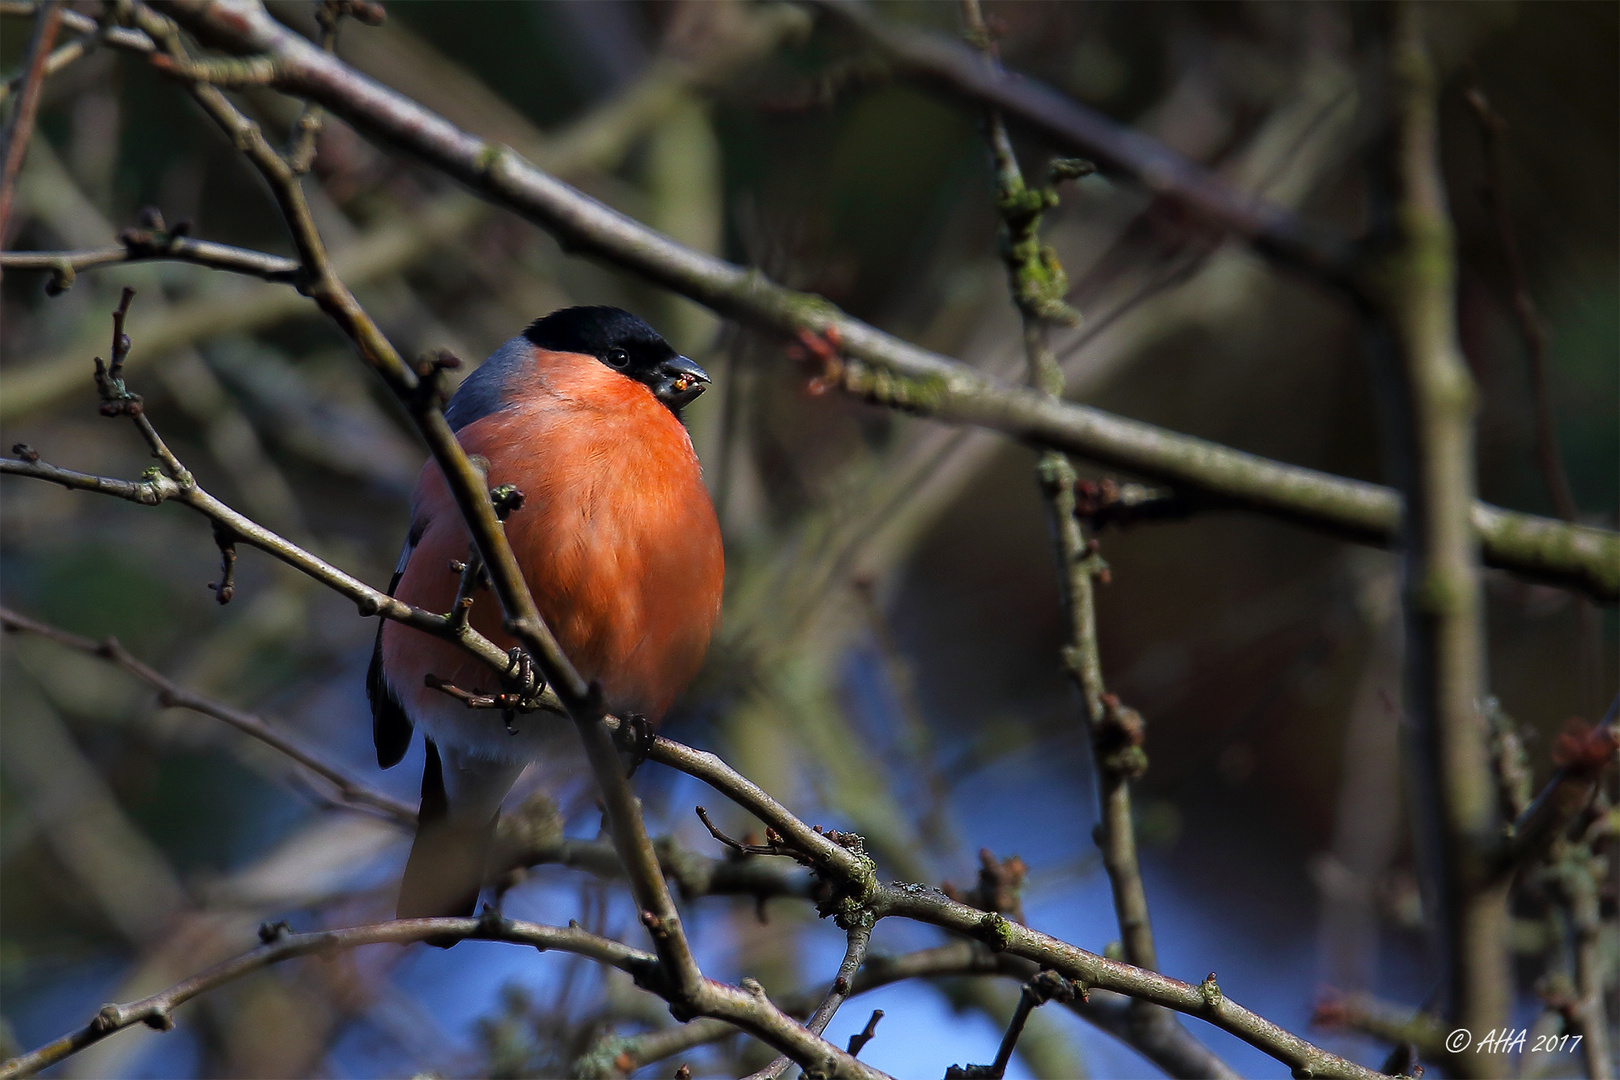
left=0, top=1, right=1614, bottom=1077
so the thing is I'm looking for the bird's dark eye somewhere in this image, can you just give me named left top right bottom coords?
left=605, top=348, right=630, bottom=369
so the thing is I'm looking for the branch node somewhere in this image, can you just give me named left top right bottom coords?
left=258, top=919, right=291, bottom=943
left=1097, top=694, right=1149, bottom=779
left=972, top=911, right=1013, bottom=952
left=847, top=1009, right=884, bottom=1056
left=90, top=1005, right=124, bottom=1034
left=695, top=804, right=790, bottom=859
left=93, top=287, right=144, bottom=417
left=1199, top=972, right=1223, bottom=1010
left=476, top=902, right=512, bottom=937
left=208, top=521, right=238, bottom=604
left=1048, top=157, right=1097, bottom=184
left=45, top=260, right=74, bottom=295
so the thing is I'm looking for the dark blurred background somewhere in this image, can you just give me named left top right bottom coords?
left=1, top=2, right=1614, bottom=1077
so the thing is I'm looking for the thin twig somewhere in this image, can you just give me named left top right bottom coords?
left=848, top=1011, right=883, bottom=1057
left=0, top=21, right=101, bottom=107
left=0, top=448, right=525, bottom=688
left=0, top=0, right=61, bottom=242
left=693, top=805, right=797, bottom=859
left=1, top=234, right=303, bottom=287
left=0, top=606, right=416, bottom=824
left=961, top=0, right=1159, bottom=968
left=742, top=922, right=874, bottom=1080
left=1463, top=85, right=1578, bottom=524
left=946, top=971, right=1083, bottom=1080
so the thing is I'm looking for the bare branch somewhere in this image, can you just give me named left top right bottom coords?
left=743, top=922, right=874, bottom=1080
left=946, top=971, right=1084, bottom=1080
left=0, top=0, right=62, bottom=241
left=1463, top=84, right=1578, bottom=524
left=0, top=440, right=532, bottom=696
left=807, top=0, right=1359, bottom=290
left=1312, top=991, right=1449, bottom=1061
left=870, top=883, right=1386, bottom=1079
left=1375, top=6, right=1505, bottom=1066
left=0, top=21, right=102, bottom=107
left=583, top=944, right=1238, bottom=1080
left=146, top=0, right=1620, bottom=602
left=0, top=915, right=893, bottom=1080
left=0, top=606, right=416, bottom=824
left=2, top=230, right=304, bottom=288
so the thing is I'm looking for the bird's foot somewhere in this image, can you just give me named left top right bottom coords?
left=615, top=713, right=656, bottom=777
left=504, top=647, right=546, bottom=703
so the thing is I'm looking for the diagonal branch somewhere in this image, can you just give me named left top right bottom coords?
left=143, top=0, right=1620, bottom=603
left=0, top=12, right=107, bottom=106
left=869, top=883, right=1387, bottom=1080
left=946, top=971, right=1084, bottom=1080
left=0, top=0, right=62, bottom=241
left=742, top=922, right=874, bottom=1080
left=0, top=440, right=874, bottom=896
left=1463, top=85, right=1578, bottom=524
left=0, top=916, right=895, bottom=1080
left=0, top=446, right=521, bottom=680
left=0, top=606, right=416, bottom=824
left=584, top=943, right=1236, bottom=1080
left=807, top=0, right=1359, bottom=291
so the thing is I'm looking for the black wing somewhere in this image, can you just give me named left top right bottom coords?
left=367, top=523, right=424, bottom=769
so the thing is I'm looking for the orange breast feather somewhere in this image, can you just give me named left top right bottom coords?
left=381, top=349, right=723, bottom=725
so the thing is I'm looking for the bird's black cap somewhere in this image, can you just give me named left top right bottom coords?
left=524, top=306, right=709, bottom=411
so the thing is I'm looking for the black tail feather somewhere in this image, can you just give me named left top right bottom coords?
left=368, top=545, right=417, bottom=770
left=367, top=628, right=413, bottom=769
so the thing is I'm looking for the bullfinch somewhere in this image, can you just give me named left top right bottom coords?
left=367, top=307, right=724, bottom=919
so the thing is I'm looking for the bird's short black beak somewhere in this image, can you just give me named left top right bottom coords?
left=650, top=355, right=710, bottom=409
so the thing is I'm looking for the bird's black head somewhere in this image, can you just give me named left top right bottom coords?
left=524, top=306, right=709, bottom=411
